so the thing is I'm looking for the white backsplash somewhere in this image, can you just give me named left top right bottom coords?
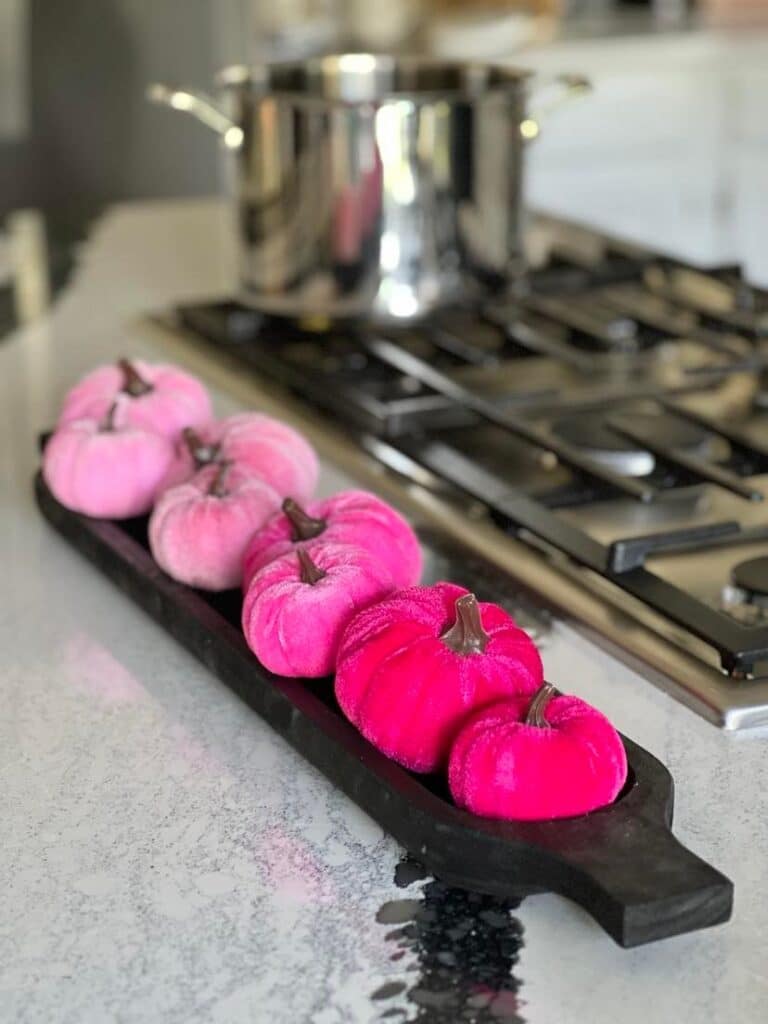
left=518, top=31, right=768, bottom=284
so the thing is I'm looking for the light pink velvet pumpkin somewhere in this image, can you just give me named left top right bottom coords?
left=335, top=582, right=544, bottom=773
left=242, top=491, right=422, bottom=589
left=58, top=358, right=212, bottom=440
left=43, top=404, right=176, bottom=519
left=448, top=686, right=628, bottom=821
left=171, top=413, right=318, bottom=501
left=241, top=543, right=394, bottom=678
left=149, top=461, right=281, bottom=591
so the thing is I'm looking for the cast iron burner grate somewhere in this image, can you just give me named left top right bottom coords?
left=163, top=216, right=768, bottom=717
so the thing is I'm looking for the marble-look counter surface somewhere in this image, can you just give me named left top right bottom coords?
left=1, top=198, right=767, bottom=1024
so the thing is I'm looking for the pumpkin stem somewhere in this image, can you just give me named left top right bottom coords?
left=118, top=358, right=153, bottom=397
left=283, top=498, right=327, bottom=542
left=297, top=547, right=326, bottom=585
left=525, top=682, right=557, bottom=728
left=100, top=401, right=119, bottom=432
left=441, top=593, right=489, bottom=654
left=208, top=459, right=232, bottom=498
left=183, top=427, right=220, bottom=467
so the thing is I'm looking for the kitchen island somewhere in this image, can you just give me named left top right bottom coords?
left=1, top=198, right=767, bottom=1024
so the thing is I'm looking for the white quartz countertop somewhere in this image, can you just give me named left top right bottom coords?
left=2, top=199, right=768, bottom=1024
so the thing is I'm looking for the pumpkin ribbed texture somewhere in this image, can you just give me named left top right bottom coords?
left=335, top=582, right=544, bottom=773
left=242, top=490, right=421, bottom=589
left=448, top=694, right=628, bottom=821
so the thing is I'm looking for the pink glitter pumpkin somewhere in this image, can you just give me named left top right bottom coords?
left=448, top=686, right=628, bottom=821
left=241, top=544, right=394, bottom=678
left=335, top=582, right=543, bottom=773
left=43, top=404, right=176, bottom=519
left=149, top=461, right=281, bottom=591
left=58, top=358, right=212, bottom=440
left=172, top=413, right=318, bottom=501
left=242, top=491, right=422, bottom=589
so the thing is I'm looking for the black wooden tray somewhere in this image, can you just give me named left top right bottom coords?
left=35, top=472, right=733, bottom=947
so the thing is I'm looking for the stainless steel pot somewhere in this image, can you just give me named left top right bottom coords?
left=148, top=54, right=587, bottom=323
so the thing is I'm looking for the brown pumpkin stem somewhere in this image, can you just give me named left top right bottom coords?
left=208, top=459, right=232, bottom=498
left=118, top=358, right=153, bottom=397
left=441, top=593, right=489, bottom=654
left=183, top=427, right=220, bottom=467
left=297, top=547, right=326, bottom=586
left=100, top=401, right=119, bottom=432
left=525, top=682, right=557, bottom=728
left=283, top=498, right=327, bottom=542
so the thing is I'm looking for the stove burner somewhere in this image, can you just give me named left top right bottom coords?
left=731, top=556, right=768, bottom=606
left=550, top=412, right=712, bottom=477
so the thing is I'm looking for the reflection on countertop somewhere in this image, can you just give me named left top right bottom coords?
left=374, top=857, right=525, bottom=1023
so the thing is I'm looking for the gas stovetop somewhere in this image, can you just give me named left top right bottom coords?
left=156, top=214, right=768, bottom=730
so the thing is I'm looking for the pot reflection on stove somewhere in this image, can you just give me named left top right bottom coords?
left=373, top=857, right=525, bottom=1022
left=550, top=411, right=719, bottom=478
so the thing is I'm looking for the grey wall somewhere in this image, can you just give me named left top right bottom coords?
left=0, top=0, right=28, bottom=141
left=0, top=0, right=248, bottom=224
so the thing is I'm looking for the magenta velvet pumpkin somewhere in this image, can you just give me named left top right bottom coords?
left=172, top=413, right=318, bottom=501
left=242, top=491, right=422, bottom=589
left=241, top=543, right=394, bottom=678
left=58, top=358, right=212, bottom=440
left=149, top=461, right=281, bottom=591
left=334, top=582, right=544, bottom=773
left=448, top=686, right=628, bottom=821
left=43, top=406, right=176, bottom=518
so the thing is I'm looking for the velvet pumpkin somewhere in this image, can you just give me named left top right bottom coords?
left=149, top=460, right=281, bottom=591
left=241, top=544, right=394, bottom=678
left=334, top=582, right=544, bottom=773
left=172, top=413, right=318, bottom=501
left=242, top=491, right=422, bottom=589
left=58, top=358, right=212, bottom=440
left=448, top=685, right=628, bottom=821
left=43, top=404, right=177, bottom=519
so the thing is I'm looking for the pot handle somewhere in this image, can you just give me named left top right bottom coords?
left=522, top=73, right=591, bottom=141
left=146, top=83, right=244, bottom=149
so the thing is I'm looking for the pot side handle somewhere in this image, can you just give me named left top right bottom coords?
left=146, top=83, right=243, bottom=149
left=522, top=72, right=591, bottom=141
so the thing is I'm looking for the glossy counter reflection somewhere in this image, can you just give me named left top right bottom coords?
left=375, top=858, right=525, bottom=1022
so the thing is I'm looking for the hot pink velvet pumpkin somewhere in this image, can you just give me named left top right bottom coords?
left=43, top=404, right=176, bottom=518
left=172, top=413, right=318, bottom=501
left=149, top=461, right=281, bottom=591
left=58, top=358, right=212, bottom=440
left=334, top=582, right=544, bottom=773
left=242, top=491, right=422, bottom=589
left=448, top=686, right=628, bottom=821
left=241, top=544, right=394, bottom=678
